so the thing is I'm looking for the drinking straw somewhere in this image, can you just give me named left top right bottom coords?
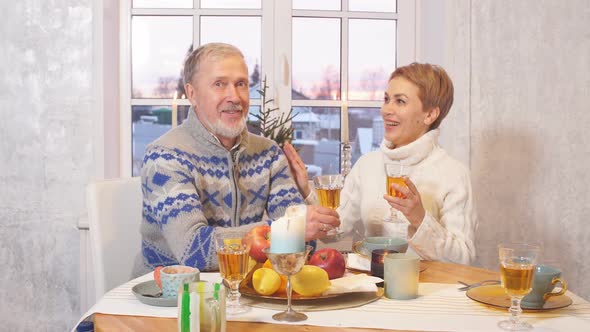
left=181, top=283, right=190, bottom=332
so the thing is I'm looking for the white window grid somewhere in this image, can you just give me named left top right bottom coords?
left=118, top=0, right=415, bottom=176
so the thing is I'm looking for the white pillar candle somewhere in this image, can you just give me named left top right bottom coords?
left=172, top=91, right=178, bottom=128
left=341, top=99, right=349, bottom=144
left=270, top=205, right=306, bottom=253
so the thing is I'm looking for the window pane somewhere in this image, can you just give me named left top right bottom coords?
left=201, top=0, right=261, bottom=9
left=200, top=16, right=262, bottom=98
left=349, top=19, right=395, bottom=100
left=349, top=107, right=382, bottom=165
left=292, top=107, right=341, bottom=175
left=349, top=0, right=396, bottom=13
left=292, top=18, right=341, bottom=100
left=246, top=106, right=262, bottom=134
left=293, top=0, right=340, bottom=10
left=132, top=16, right=192, bottom=98
left=133, top=0, right=192, bottom=8
left=132, top=105, right=189, bottom=176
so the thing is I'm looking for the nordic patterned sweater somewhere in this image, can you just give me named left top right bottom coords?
left=134, top=109, right=304, bottom=275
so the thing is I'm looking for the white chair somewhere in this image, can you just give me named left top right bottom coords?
left=86, top=177, right=142, bottom=302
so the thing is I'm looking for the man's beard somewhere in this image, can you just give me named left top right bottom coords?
left=203, top=104, right=247, bottom=139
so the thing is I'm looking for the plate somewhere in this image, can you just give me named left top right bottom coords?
left=241, top=288, right=384, bottom=312
left=466, top=285, right=573, bottom=311
left=132, top=280, right=177, bottom=307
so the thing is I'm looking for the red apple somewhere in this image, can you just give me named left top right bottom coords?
left=244, top=225, right=271, bottom=263
left=154, top=266, right=163, bottom=289
left=309, top=248, right=346, bottom=279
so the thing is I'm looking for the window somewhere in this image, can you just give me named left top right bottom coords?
left=120, top=0, right=415, bottom=176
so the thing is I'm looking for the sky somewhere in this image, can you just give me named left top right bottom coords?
left=131, top=2, right=396, bottom=101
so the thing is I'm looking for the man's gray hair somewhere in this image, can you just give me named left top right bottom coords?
left=182, top=42, right=245, bottom=86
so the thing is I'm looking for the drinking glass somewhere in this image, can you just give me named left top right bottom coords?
left=498, top=243, right=540, bottom=331
left=214, top=230, right=251, bottom=315
left=263, top=245, right=312, bottom=322
left=313, top=174, right=344, bottom=237
left=384, top=163, right=409, bottom=223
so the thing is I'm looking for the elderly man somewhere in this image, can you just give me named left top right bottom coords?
left=134, top=43, right=339, bottom=275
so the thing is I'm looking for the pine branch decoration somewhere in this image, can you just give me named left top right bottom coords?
left=248, top=76, right=298, bottom=147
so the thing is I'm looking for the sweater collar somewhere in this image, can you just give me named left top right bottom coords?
left=379, top=129, right=439, bottom=166
left=183, top=106, right=249, bottom=151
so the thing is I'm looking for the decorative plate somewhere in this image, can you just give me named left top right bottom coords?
left=132, top=280, right=177, bottom=307
left=467, top=285, right=572, bottom=311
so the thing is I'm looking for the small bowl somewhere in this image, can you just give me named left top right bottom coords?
left=160, top=265, right=200, bottom=298
left=354, top=237, right=408, bottom=258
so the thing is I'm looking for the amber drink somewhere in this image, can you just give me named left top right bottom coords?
left=214, top=231, right=251, bottom=315
left=500, top=264, right=534, bottom=296
left=217, top=245, right=249, bottom=283
left=386, top=176, right=408, bottom=198
left=317, top=187, right=341, bottom=209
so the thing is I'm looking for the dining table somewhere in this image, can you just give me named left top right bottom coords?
left=88, top=260, right=590, bottom=332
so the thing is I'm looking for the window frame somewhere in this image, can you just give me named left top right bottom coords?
left=117, top=0, right=416, bottom=176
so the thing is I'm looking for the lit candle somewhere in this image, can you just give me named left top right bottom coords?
left=341, top=96, right=349, bottom=144
left=270, top=205, right=306, bottom=253
left=172, top=91, right=178, bottom=128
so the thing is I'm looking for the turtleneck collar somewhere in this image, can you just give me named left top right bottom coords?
left=183, top=106, right=249, bottom=151
left=379, top=129, right=439, bottom=166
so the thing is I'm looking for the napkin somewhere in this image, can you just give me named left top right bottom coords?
left=346, top=253, right=371, bottom=272
left=322, top=274, right=383, bottom=295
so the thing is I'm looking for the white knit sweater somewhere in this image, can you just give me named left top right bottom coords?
left=338, top=129, right=478, bottom=265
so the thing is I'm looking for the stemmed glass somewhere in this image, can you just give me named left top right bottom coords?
left=214, top=230, right=251, bottom=315
left=263, top=245, right=313, bottom=322
left=498, top=243, right=540, bottom=331
left=313, top=174, right=344, bottom=237
left=384, top=163, right=409, bottom=223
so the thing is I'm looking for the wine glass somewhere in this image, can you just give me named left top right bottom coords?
left=313, top=174, right=344, bottom=237
left=384, top=162, right=409, bottom=223
left=263, top=245, right=313, bottom=322
left=214, top=230, right=251, bottom=315
left=498, top=243, right=540, bottom=331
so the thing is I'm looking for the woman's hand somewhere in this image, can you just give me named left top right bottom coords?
left=304, top=205, right=340, bottom=241
left=283, top=142, right=311, bottom=198
left=383, top=177, right=425, bottom=227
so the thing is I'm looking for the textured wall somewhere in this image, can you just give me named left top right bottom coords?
left=0, top=0, right=93, bottom=330
left=468, top=0, right=590, bottom=300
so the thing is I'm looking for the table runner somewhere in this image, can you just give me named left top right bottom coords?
left=80, top=272, right=590, bottom=332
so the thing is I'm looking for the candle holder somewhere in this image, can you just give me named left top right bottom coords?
left=370, top=249, right=398, bottom=288
left=263, top=246, right=312, bottom=322
left=341, top=142, right=352, bottom=178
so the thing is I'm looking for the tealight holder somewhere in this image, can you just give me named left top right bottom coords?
left=370, top=249, right=398, bottom=287
left=263, top=245, right=313, bottom=322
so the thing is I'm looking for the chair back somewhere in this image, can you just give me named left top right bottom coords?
left=86, top=177, right=142, bottom=301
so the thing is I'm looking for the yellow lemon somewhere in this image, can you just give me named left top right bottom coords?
left=291, top=265, right=331, bottom=297
left=252, top=268, right=281, bottom=296
left=262, top=259, right=288, bottom=294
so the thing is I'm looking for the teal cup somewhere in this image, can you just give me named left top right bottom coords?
left=522, top=265, right=567, bottom=309
left=361, top=237, right=408, bottom=256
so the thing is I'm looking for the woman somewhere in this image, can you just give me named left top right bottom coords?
left=285, top=63, right=477, bottom=265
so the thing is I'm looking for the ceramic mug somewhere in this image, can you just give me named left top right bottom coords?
left=160, top=265, right=200, bottom=298
left=362, top=237, right=408, bottom=256
left=522, top=265, right=567, bottom=308
left=178, top=281, right=226, bottom=332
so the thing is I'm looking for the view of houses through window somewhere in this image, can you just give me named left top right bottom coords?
left=125, top=0, right=402, bottom=177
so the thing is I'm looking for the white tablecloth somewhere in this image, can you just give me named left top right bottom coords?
left=78, top=272, right=590, bottom=332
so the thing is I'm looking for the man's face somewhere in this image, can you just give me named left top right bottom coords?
left=185, top=54, right=250, bottom=143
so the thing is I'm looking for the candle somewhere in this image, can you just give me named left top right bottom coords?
left=172, top=91, right=178, bottom=128
left=270, top=205, right=306, bottom=253
left=341, top=98, right=349, bottom=143
left=370, top=249, right=398, bottom=287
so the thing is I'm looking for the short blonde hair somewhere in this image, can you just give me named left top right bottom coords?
left=183, top=43, right=244, bottom=86
left=390, top=63, right=454, bottom=130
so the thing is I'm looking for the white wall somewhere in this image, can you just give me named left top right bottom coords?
left=0, top=0, right=94, bottom=330
left=420, top=0, right=590, bottom=300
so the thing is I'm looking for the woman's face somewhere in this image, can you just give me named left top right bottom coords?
left=381, top=76, right=438, bottom=148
